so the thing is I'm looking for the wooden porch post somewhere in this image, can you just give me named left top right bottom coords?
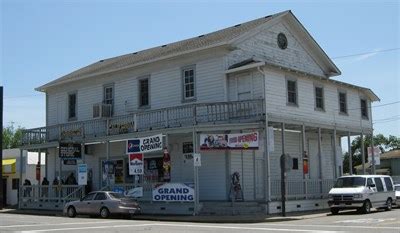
left=332, top=127, right=337, bottom=179
left=301, top=124, right=307, bottom=198
left=348, top=132, right=352, bottom=175
left=106, top=141, right=110, bottom=187
left=317, top=127, right=323, bottom=195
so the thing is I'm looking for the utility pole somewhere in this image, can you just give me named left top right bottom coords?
left=0, top=86, right=4, bottom=210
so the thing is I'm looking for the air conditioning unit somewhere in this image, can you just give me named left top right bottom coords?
left=93, top=103, right=112, bottom=118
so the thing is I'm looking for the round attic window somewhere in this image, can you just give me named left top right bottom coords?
left=277, top=33, right=288, bottom=49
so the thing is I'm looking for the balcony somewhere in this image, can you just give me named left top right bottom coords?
left=22, top=99, right=265, bottom=146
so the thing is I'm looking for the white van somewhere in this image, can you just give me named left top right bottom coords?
left=328, top=175, right=396, bottom=214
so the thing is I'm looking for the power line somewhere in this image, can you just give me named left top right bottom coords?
left=4, top=94, right=42, bottom=99
left=332, top=48, right=400, bottom=59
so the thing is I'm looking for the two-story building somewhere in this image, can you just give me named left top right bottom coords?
left=20, top=10, right=379, bottom=215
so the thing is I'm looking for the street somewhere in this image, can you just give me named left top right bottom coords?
left=0, top=209, right=399, bottom=233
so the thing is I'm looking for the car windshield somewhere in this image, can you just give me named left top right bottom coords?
left=334, top=177, right=366, bottom=188
left=108, top=192, right=125, bottom=199
left=395, top=186, right=400, bottom=191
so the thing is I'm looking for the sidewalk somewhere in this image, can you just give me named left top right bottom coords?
left=0, top=208, right=329, bottom=223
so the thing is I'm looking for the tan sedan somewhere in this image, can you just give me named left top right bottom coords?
left=64, top=191, right=141, bottom=218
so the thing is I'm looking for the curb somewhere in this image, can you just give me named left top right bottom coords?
left=0, top=209, right=328, bottom=223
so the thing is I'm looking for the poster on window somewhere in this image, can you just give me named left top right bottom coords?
left=78, top=164, right=87, bottom=185
left=126, top=134, right=163, bottom=154
left=368, top=146, right=381, bottom=165
left=152, top=183, right=194, bottom=202
left=129, top=153, right=144, bottom=175
left=200, top=132, right=259, bottom=150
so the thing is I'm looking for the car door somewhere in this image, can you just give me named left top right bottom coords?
left=76, top=192, right=96, bottom=214
left=366, top=178, right=377, bottom=204
left=90, top=192, right=108, bottom=215
left=374, top=177, right=385, bottom=206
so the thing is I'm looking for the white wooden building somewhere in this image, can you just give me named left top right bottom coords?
left=20, top=10, right=379, bottom=215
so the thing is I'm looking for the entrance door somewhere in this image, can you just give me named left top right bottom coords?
left=2, top=178, right=7, bottom=206
left=308, top=140, right=319, bottom=179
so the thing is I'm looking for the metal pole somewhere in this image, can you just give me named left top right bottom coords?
left=38, top=149, right=42, bottom=183
left=361, top=132, right=365, bottom=175
left=317, top=127, right=323, bottom=195
left=18, top=149, right=23, bottom=209
left=0, top=86, right=3, bottom=210
left=280, top=122, right=286, bottom=217
left=348, top=132, right=352, bottom=175
left=371, top=131, right=376, bottom=175
left=301, top=124, right=307, bottom=198
left=264, top=121, right=271, bottom=205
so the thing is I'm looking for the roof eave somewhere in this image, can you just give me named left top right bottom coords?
left=36, top=42, right=232, bottom=92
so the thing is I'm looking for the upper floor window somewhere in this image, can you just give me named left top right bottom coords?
left=68, top=92, right=77, bottom=120
left=338, top=92, right=347, bottom=114
left=139, top=77, right=149, bottom=107
left=182, top=66, right=196, bottom=101
left=287, top=79, right=297, bottom=105
left=360, top=99, right=368, bottom=119
left=315, top=86, right=324, bottom=111
left=103, top=84, right=114, bottom=106
left=103, top=84, right=114, bottom=116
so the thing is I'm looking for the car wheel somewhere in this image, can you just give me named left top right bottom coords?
left=361, top=200, right=371, bottom=214
left=67, top=206, right=76, bottom=218
left=330, top=208, right=339, bottom=215
left=100, top=207, right=110, bottom=218
left=385, top=198, right=392, bottom=211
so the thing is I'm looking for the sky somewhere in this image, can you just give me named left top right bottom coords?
left=1, top=0, right=399, bottom=138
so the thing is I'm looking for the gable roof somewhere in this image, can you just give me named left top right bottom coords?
left=36, top=10, right=340, bottom=92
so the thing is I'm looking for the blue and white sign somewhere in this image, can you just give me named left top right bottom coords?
left=77, top=164, right=87, bottom=185
left=126, top=134, right=163, bottom=154
left=152, top=183, right=194, bottom=202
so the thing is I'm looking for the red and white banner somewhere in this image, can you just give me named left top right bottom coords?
left=200, top=132, right=259, bottom=150
left=128, top=153, right=144, bottom=175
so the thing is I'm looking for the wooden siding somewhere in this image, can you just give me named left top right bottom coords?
left=264, top=69, right=372, bottom=130
left=46, top=52, right=226, bottom=126
left=228, top=22, right=325, bottom=77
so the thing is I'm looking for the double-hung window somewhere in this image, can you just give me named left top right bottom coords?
left=68, top=92, right=77, bottom=121
left=287, top=79, right=297, bottom=105
left=103, top=84, right=114, bottom=116
left=315, top=86, right=324, bottom=111
left=182, top=66, right=196, bottom=101
left=338, top=92, right=347, bottom=114
left=139, top=77, right=150, bottom=107
left=360, top=99, right=368, bottom=119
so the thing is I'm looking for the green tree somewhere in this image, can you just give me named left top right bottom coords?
left=343, top=134, right=400, bottom=174
left=2, top=124, right=24, bottom=149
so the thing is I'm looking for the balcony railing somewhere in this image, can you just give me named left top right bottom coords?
left=22, top=99, right=265, bottom=145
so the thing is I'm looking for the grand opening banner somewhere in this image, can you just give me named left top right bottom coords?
left=200, top=132, right=259, bottom=150
left=152, top=183, right=194, bottom=202
left=126, top=134, right=163, bottom=154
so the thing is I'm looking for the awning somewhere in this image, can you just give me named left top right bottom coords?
left=2, top=159, right=17, bottom=174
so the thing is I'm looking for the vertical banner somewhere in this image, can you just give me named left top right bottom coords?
left=129, top=153, right=144, bottom=175
left=367, top=146, right=381, bottom=165
left=163, top=148, right=171, bottom=182
left=78, top=164, right=87, bottom=185
left=268, top=127, right=275, bottom=152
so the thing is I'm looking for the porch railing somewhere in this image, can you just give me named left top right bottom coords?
left=22, top=99, right=265, bottom=145
left=19, top=185, right=85, bottom=209
left=270, top=179, right=335, bottom=201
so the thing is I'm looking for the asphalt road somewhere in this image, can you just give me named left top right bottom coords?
left=0, top=209, right=399, bottom=233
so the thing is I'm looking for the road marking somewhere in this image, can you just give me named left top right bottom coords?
left=335, top=218, right=396, bottom=224
left=256, top=223, right=399, bottom=230
left=20, top=223, right=343, bottom=233
left=0, top=220, right=132, bottom=228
